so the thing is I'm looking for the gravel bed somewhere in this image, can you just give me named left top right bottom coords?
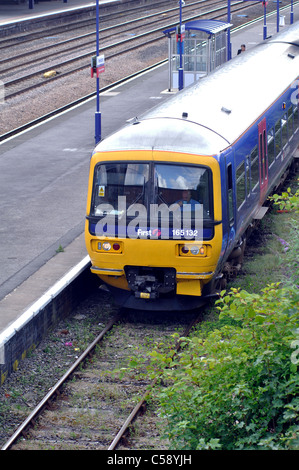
left=9, top=301, right=183, bottom=450
left=0, top=42, right=168, bottom=135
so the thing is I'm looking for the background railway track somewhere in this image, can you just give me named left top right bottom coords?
left=1, top=288, right=203, bottom=450
left=1, top=0, right=254, bottom=99
left=0, top=0, right=272, bottom=137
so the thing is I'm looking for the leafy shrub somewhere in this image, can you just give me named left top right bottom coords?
left=147, top=284, right=299, bottom=450
left=268, top=183, right=299, bottom=214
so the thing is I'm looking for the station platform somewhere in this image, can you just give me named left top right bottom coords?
left=0, top=0, right=101, bottom=26
left=0, top=0, right=97, bottom=26
left=0, top=1, right=298, bottom=376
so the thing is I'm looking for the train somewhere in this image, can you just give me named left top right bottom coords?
left=85, top=22, right=299, bottom=310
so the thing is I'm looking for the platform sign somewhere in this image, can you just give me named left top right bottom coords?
left=176, top=24, right=185, bottom=42
left=91, top=54, right=105, bottom=78
left=176, top=24, right=185, bottom=54
left=96, top=54, right=105, bottom=74
left=181, top=24, right=185, bottom=41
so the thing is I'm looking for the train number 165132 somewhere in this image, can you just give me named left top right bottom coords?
left=172, top=229, right=199, bottom=238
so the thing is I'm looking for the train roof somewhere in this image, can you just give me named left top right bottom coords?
left=95, top=22, right=299, bottom=157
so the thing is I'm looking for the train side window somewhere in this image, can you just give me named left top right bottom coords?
left=275, top=119, right=282, bottom=155
left=281, top=113, right=288, bottom=147
left=250, top=146, right=259, bottom=189
left=227, top=163, right=234, bottom=225
left=294, top=105, right=299, bottom=132
left=267, top=128, right=275, bottom=166
left=245, top=157, right=250, bottom=195
left=288, top=106, right=294, bottom=136
left=236, top=161, right=245, bottom=208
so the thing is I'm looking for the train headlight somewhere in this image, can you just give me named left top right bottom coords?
left=93, top=240, right=123, bottom=253
left=180, top=245, right=206, bottom=256
left=199, top=246, right=206, bottom=255
left=103, top=242, right=111, bottom=251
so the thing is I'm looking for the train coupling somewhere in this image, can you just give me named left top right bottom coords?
left=125, top=266, right=176, bottom=299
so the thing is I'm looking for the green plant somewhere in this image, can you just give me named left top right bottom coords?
left=268, top=182, right=299, bottom=213
left=142, top=284, right=299, bottom=450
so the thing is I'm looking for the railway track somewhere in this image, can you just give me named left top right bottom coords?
left=1, top=289, right=203, bottom=450
left=0, top=0, right=175, bottom=46
left=0, top=0, right=225, bottom=58
left=1, top=0, right=259, bottom=100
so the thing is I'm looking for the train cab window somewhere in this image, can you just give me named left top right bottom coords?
left=250, top=146, right=259, bottom=189
left=91, top=163, right=149, bottom=216
left=267, top=128, right=275, bottom=166
left=281, top=113, right=288, bottom=147
left=90, top=162, right=214, bottom=239
left=275, top=119, right=282, bottom=155
left=154, top=163, right=213, bottom=220
left=236, top=161, right=246, bottom=208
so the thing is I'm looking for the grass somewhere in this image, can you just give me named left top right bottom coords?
left=228, top=194, right=298, bottom=293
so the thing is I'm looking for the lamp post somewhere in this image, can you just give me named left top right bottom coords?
left=227, top=0, right=231, bottom=60
left=178, top=0, right=184, bottom=90
left=263, top=1, right=267, bottom=40
left=95, top=0, right=101, bottom=145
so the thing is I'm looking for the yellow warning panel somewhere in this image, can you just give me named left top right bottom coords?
left=98, top=185, right=105, bottom=197
left=140, top=292, right=150, bottom=299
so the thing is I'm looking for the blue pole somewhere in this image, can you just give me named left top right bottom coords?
left=29, top=0, right=34, bottom=9
left=178, top=0, right=183, bottom=90
left=95, top=0, right=101, bottom=144
left=291, top=0, right=294, bottom=24
left=263, top=2, right=267, bottom=40
left=227, top=0, right=231, bottom=60
left=277, top=0, right=280, bottom=33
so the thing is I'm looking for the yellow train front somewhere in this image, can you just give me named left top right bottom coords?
left=85, top=115, right=225, bottom=310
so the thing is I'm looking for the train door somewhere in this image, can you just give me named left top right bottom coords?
left=225, top=151, right=236, bottom=253
left=258, top=118, right=268, bottom=200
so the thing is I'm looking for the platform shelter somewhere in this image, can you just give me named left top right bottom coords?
left=163, top=19, right=231, bottom=90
